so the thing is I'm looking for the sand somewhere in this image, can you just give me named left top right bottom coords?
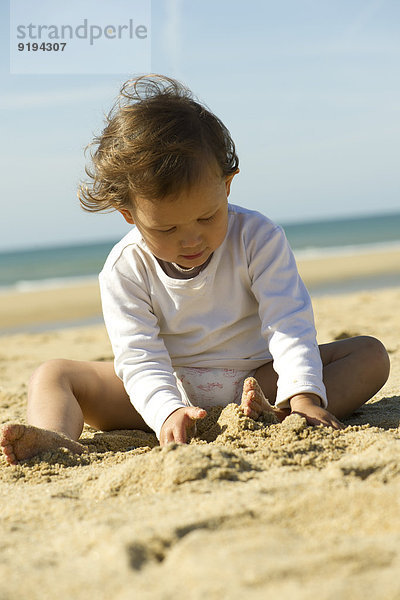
left=1, top=255, right=400, bottom=599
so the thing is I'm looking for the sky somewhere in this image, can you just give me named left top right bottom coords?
left=1, top=0, right=399, bottom=251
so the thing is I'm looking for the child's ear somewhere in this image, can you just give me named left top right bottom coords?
left=119, top=209, right=135, bottom=225
left=225, top=169, right=239, bottom=197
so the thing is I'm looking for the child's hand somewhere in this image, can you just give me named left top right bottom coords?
left=289, top=393, right=344, bottom=429
left=159, top=406, right=207, bottom=446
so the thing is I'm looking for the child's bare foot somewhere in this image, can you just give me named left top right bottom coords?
left=240, top=377, right=286, bottom=421
left=0, top=424, right=86, bottom=465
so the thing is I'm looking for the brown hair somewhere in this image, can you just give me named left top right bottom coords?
left=78, top=74, right=239, bottom=212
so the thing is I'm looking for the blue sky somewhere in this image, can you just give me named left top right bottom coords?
left=1, top=0, right=399, bottom=251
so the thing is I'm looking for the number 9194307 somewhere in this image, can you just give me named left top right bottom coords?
left=18, top=42, right=67, bottom=51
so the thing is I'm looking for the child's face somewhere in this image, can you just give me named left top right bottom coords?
left=120, top=170, right=238, bottom=268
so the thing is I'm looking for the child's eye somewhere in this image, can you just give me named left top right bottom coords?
left=199, top=213, right=216, bottom=223
left=158, top=227, right=176, bottom=234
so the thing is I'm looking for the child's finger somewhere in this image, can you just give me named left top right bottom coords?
left=330, top=417, right=345, bottom=430
left=186, top=407, right=207, bottom=421
left=311, top=415, right=344, bottom=430
left=173, top=429, right=186, bottom=444
left=185, top=407, right=206, bottom=439
left=171, top=419, right=189, bottom=444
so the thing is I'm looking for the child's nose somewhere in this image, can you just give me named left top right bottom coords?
left=180, top=236, right=202, bottom=249
left=180, top=227, right=202, bottom=248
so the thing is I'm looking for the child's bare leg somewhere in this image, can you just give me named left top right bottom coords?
left=317, top=336, right=390, bottom=419
left=248, top=336, right=390, bottom=421
left=1, top=359, right=149, bottom=465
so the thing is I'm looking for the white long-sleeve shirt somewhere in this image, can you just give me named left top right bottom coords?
left=99, top=204, right=327, bottom=438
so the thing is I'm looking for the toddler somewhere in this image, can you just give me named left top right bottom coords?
left=1, top=75, right=390, bottom=464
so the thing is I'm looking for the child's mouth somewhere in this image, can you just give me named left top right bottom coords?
left=181, top=250, right=205, bottom=260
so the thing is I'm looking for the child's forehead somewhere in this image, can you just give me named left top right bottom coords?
left=132, top=176, right=226, bottom=226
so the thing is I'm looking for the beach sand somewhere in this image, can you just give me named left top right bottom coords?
left=1, top=251, right=400, bottom=599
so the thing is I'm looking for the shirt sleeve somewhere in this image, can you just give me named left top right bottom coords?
left=248, top=222, right=327, bottom=409
left=99, top=261, right=186, bottom=440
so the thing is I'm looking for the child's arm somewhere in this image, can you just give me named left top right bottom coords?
left=99, top=260, right=189, bottom=441
left=249, top=221, right=327, bottom=411
left=289, top=393, right=344, bottom=429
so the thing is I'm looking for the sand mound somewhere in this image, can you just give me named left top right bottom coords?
left=88, top=443, right=255, bottom=499
left=2, top=401, right=399, bottom=488
left=326, top=439, right=400, bottom=483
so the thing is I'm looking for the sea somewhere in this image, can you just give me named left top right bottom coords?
left=1, top=211, right=400, bottom=296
